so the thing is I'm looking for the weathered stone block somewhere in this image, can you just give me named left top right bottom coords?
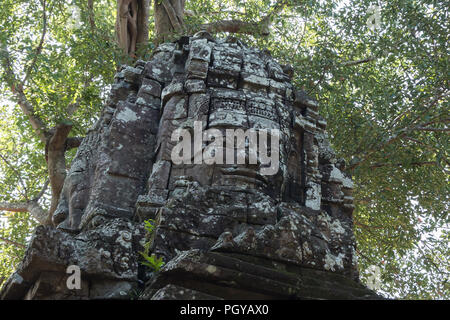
left=211, top=47, right=242, bottom=77
left=185, top=79, right=206, bottom=93
left=161, top=95, right=188, bottom=120
left=188, top=93, right=210, bottom=117
left=139, top=78, right=162, bottom=97
left=207, top=72, right=238, bottom=89
left=161, top=82, right=184, bottom=106
left=123, top=66, right=143, bottom=85
left=241, top=73, right=270, bottom=92
left=187, top=39, right=212, bottom=62
left=148, top=160, right=172, bottom=190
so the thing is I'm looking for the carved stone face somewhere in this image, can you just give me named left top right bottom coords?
left=53, top=145, right=92, bottom=231
left=148, top=37, right=308, bottom=207
left=53, top=86, right=159, bottom=232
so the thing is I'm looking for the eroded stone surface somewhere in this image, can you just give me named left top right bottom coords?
left=1, top=220, right=144, bottom=299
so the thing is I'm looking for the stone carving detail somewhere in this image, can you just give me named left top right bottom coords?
left=1, top=34, right=380, bottom=300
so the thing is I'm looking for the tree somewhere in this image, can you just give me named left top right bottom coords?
left=152, top=0, right=281, bottom=43
left=116, top=0, right=150, bottom=55
left=0, top=0, right=448, bottom=299
left=0, top=0, right=119, bottom=284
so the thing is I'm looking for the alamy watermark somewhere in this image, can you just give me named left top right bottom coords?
left=367, top=5, right=381, bottom=32
left=365, top=265, right=382, bottom=290
left=66, top=265, right=81, bottom=290
left=171, top=121, right=280, bottom=176
left=66, top=4, right=82, bottom=30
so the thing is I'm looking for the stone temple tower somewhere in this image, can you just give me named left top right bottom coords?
left=1, top=34, right=380, bottom=299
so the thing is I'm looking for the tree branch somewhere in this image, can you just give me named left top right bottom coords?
left=0, top=2, right=84, bottom=229
left=46, top=123, right=73, bottom=222
left=200, top=19, right=270, bottom=36
left=407, top=91, right=448, bottom=127
left=161, top=0, right=185, bottom=32
left=411, top=127, right=449, bottom=132
left=0, top=200, right=48, bottom=224
left=0, top=46, right=80, bottom=222
left=388, top=90, right=447, bottom=130
left=355, top=248, right=383, bottom=269
left=48, top=123, right=73, bottom=151
left=342, top=56, right=376, bottom=67
left=1, top=45, right=49, bottom=143
left=66, top=69, right=94, bottom=117
left=0, top=153, right=29, bottom=200
left=32, top=179, right=49, bottom=202
left=0, top=236, right=26, bottom=249
left=87, top=0, right=96, bottom=32
left=348, top=91, right=449, bottom=171
left=369, top=161, right=438, bottom=169
left=22, top=0, right=47, bottom=86
left=347, top=132, right=407, bottom=171
left=0, top=202, right=29, bottom=213
left=65, top=136, right=84, bottom=150
left=197, top=0, right=292, bottom=36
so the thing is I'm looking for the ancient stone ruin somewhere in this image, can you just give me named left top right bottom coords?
left=1, top=34, right=380, bottom=299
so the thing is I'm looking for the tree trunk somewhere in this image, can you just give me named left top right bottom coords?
left=116, top=0, right=150, bottom=56
left=46, top=123, right=73, bottom=224
left=154, top=0, right=186, bottom=44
